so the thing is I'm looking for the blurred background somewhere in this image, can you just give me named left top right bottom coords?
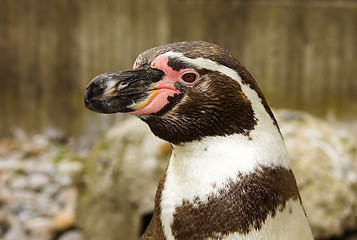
left=0, top=0, right=356, bottom=240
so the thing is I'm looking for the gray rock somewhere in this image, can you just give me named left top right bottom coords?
left=28, top=173, right=49, bottom=190
left=55, top=175, right=72, bottom=187
left=23, top=160, right=55, bottom=175
left=44, top=128, right=67, bottom=143
left=57, top=161, right=83, bottom=176
left=42, top=184, right=61, bottom=197
left=0, top=160, right=23, bottom=171
left=24, top=217, right=52, bottom=239
left=77, top=117, right=169, bottom=240
left=22, top=135, right=49, bottom=156
left=9, top=176, right=28, bottom=189
left=3, top=214, right=26, bottom=240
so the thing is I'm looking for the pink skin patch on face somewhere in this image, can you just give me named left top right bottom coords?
left=130, top=56, right=198, bottom=115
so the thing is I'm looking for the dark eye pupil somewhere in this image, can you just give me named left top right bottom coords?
left=182, top=73, right=196, bottom=83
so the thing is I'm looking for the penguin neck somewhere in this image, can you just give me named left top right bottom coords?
left=169, top=126, right=291, bottom=192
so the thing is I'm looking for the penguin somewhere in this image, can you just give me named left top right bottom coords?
left=84, top=41, right=314, bottom=240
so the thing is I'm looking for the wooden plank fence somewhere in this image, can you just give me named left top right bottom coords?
left=1, top=0, right=356, bottom=137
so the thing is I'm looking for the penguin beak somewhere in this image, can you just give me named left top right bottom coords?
left=84, top=66, right=165, bottom=114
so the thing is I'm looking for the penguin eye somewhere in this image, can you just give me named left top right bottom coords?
left=181, top=73, right=197, bottom=83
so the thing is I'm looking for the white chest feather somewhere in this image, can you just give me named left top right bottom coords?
left=159, top=117, right=313, bottom=239
left=160, top=135, right=313, bottom=239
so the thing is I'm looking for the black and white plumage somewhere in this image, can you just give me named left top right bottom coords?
left=84, top=41, right=314, bottom=240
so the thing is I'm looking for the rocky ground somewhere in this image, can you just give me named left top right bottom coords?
left=75, top=111, right=357, bottom=240
left=0, top=131, right=86, bottom=240
left=0, top=111, right=356, bottom=240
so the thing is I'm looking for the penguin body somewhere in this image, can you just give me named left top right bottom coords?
left=84, top=41, right=314, bottom=240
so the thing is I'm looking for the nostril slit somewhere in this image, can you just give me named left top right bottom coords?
left=117, top=82, right=129, bottom=91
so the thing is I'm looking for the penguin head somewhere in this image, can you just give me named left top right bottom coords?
left=85, top=41, right=277, bottom=144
